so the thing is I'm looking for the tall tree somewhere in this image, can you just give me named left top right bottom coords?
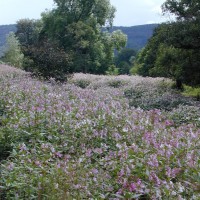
left=134, top=0, right=200, bottom=87
left=41, top=0, right=126, bottom=74
left=162, top=0, right=200, bottom=86
left=115, top=48, right=136, bottom=74
left=2, top=32, right=24, bottom=68
left=162, top=0, right=200, bottom=50
left=16, top=19, right=71, bottom=80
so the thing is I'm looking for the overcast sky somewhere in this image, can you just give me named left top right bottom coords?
left=0, top=0, right=167, bottom=26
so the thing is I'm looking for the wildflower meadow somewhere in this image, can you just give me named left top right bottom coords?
left=0, top=64, right=200, bottom=199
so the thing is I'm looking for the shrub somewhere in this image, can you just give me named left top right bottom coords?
left=107, top=79, right=125, bottom=88
left=72, top=79, right=91, bottom=89
left=19, top=39, right=72, bottom=82
left=182, top=85, right=200, bottom=101
left=2, top=32, right=24, bottom=68
left=166, top=105, right=200, bottom=127
left=124, top=85, right=190, bottom=111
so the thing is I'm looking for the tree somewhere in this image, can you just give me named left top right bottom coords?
left=15, top=19, right=71, bottom=80
left=132, top=24, right=169, bottom=76
left=134, top=0, right=200, bottom=87
left=161, top=0, right=200, bottom=86
left=115, top=48, right=136, bottom=74
left=15, top=0, right=126, bottom=78
left=15, top=19, right=41, bottom=71
left=16, top=19, right=42, bottom=47
left=2, top=32, right=24, bottom=68
left=162, top=0, right=200, bottom=21
left=40, top=0, right=126, bottom=74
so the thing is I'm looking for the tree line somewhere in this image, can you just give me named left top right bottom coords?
left=133, top=0, right=200, bottom=87
left=2, top=0, right=128, bottom=81
left=1, top=0, right=200, bottom=87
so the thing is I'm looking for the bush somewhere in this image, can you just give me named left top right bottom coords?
left=72, top=79, right=91, bottom=89
left=166, top=105, right=200, bottom=127
left=124, top=85, right=190, bottom=111
left=182, top=85, right=200, bottom=101
left=107, top=79, right=125, bottom=88
left=2, top=32, right=24, bottom=68
left=24, top=41, right=70, bottom=82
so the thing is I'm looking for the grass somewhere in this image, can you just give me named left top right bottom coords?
left=182, top=85, right=200, bottom=100
left=0, top=64, right=200, bottom=199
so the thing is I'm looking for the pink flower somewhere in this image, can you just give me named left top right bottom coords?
left=55, top=152, right=63, bottom=158
left=129, top=183, right=137, bottom=192
left=172, top=168, right=182, bottom=177
left=86, top=149, right=92, bottom=157
left=92, top=168, right=99, bottom=174
left=165, top=120, right=173, bottom=126
left=147, top=154, right=159, bottom=168
left=19, top=143, right=27, bottom=152
left=118, top=169, right=125, bottom=177
left=35, top=160, right=41, bottom=167
left=149, top=172, right=161, bottom=185
left=116, top=188, right=123, bottom=195
left=7, top=162, right=14, bottom=171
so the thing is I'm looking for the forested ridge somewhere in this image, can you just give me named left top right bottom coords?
left=0, top=23, right=157, bottom=54
left=109, top=24, right=158, bottom=50
left=0, top=0, right=199, bottom=87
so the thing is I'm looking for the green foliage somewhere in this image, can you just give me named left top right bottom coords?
left=132, top=0, right=200, bottom=86
left=115, top=48, right=136, bottom=74
left=72, top=79, right=91, bottom=89
left=14, top=0, right=126, bottom=78
left=182, top=85, right=200, bottom=100
left=132, top=24, right=170, bottom=77
left=26, top=39, right=71, bottom=81
left=166, top=105, right=200, bottom=127
left=149, top=44, right=183, bottom=79
left=117, top=61, right=130, bottom=75
left=2, top=32, right=24, bottom=68
left=107, top=79, right=125, bottom=88
left=0, top=25, right=16, bottom=58
left=15, top=19, right=71, bottom=81
left=106, top=65, right=119, bottom=75
left=134, top=19, right=200, bottom=86
left=115, top=48, right=136, bottom=66
left=124, top=81, right=190, bottom=111
left=40, top=0, right=126, bottom=74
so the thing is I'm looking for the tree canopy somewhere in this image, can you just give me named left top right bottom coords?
left=133, top=0, right=200, bottom=87
left=115, top=48, right=136, bottom=74
left=2, top=32, right=24, bottom=68
left=15, top=0, right=127, bottom=80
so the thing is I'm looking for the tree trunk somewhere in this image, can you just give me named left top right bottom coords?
left=176, top=79, right=183, bottom=90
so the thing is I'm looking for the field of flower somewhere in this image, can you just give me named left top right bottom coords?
left=0, top=64, right=200, bottom=200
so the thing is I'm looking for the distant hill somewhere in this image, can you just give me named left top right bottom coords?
left=111, top=24, right=158, bottom=50
left=0, top=23, right=158, bottom=57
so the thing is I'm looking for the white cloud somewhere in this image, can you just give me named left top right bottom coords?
left=151, top=5, right=162, bottom=15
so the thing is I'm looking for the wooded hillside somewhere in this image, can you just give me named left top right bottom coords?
left=110, top=24, right=158, bottom=50
left=0, top=24, right=158, bottom=56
